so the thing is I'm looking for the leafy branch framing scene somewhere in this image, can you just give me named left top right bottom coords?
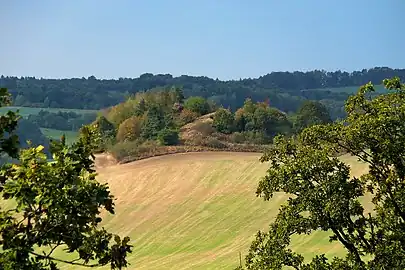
left=0, top=88, right=132, bottom=269
left=240, top=77, right=405, bottom=269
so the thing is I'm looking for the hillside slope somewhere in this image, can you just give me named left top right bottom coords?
left=57, top=152, right=368, bottom=269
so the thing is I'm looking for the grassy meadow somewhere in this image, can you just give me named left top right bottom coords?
left=40, top=128, right=79, bottom=145
left=0, top=106, right=94, bottom=144
left=45, top=151, right=371, bottom=270
left=0, top=106, right=97, bottom=118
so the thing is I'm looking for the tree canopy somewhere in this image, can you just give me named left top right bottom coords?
left=241, top=77, right=405, bottom=269
left=0, top=87, right=132, bottom=269
left=292, top=100, right=332, bottom=133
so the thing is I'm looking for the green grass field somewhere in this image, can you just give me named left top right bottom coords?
left=44, top=152, right=369, bottom=270
left=0, top=106, right=90, bottom=145
left=0, top=106, right=98, bottom=117
left=40, top=128, right=79, bottom=145
left=0, top=106, right=93, bottom=145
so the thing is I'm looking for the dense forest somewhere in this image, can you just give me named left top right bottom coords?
left=1, top=67, right=404, bottom=120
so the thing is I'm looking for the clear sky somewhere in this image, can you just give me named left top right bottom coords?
left=1, top=0, right=404, bottom=80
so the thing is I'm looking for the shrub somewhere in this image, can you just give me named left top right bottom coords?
left=140, top=139, right=159, bottom=148
left=157, top=129, right=179, bottom=146
left=172, top=102, right=183, bottom=113
left=92, top=115, right=115, bottom=134
left=108, top=140, right=142, bottom=161
left=106, top=98, right=138, bottom=126
left=211, top=132, right=230, bottom=142
left=108, top=139, right=159, bottom=161
left=192, top=122, right=214, bottom=136
left=230, top=132, right=246, bottom=144
left=178, top=109, right=199, bottom=125
left=184, top=96, right=210, bottom=115
left=185, top=133, right=205, bottom=146
left=116, top=116, right=144, bottom=142
left=137, top=140, right=159, bottom=154
left=212, top=108, right=235, bottom=134
left=202, top=137, right=227, bottom=149
left=86, top=116, right=116, bottom=151
left=242, top=131, right=270, bottom=145
left=234, top=108, right=247, bottom=131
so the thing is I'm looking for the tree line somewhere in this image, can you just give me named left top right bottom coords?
left=27, top=110, right=97, bottom=131
left=86, top=86, right=331, bottom=161
left=1, top=67, right=404, bottom=120
left=0, top=110, right=97, bottom=164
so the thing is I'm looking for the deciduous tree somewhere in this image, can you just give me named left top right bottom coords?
left=157, top=128, right=179, bottom=146
left=242, top=78, right=405, bottom=269
left=116, top=115, right=144, bottom=142
left=293, top=100, right=332, bottom=133
left=212, top=108, right=235, bottom=134
left=0, top=88, right=132, bottom=269
left=184, top=96, right=210, bottom=116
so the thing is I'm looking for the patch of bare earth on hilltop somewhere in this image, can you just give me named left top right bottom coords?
left=105, top=112, right=266, bottom=164
left=179, top=112, right=216, bottom=142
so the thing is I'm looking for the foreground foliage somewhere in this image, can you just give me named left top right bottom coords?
left=242, top=77, right=405, bottom=269
left=0, top=88, right=132, bottom=269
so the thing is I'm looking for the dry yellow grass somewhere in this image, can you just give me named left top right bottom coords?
left=179, top=112, right=215, bottom=142
left=47, top=152, right=370, bottom=269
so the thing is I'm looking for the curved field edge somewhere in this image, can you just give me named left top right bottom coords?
left=51, top=152, right=369, bottom=269
left=106, top=144, right=267, bottom=164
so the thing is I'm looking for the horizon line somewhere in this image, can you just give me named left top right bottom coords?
left=1, top=66, right=404, bottom=82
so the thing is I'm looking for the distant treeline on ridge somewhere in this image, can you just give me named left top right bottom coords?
left=1, top=67, right=404, bottom=120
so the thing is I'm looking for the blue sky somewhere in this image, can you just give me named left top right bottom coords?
left=1, top=0, right=404, bottom=80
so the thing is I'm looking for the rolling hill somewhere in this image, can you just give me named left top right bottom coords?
left=0, top=106, right=97, bottom=118
left=304, top=84, right=386, bottom=94
left=51, top=151, right=370, bottom=269
left=40, top=128, right=79, bottom=145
